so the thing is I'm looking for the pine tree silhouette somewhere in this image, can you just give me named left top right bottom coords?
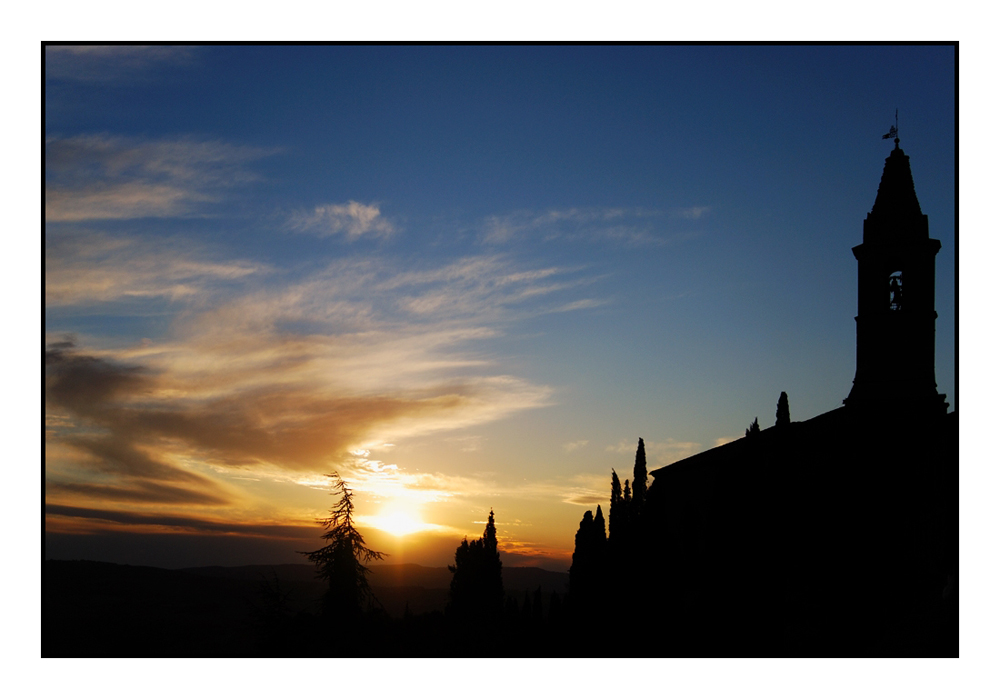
left=299, top=473, right=386, bottom=620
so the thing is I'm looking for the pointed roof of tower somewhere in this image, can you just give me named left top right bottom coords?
left=869, top=143, right=923, bottom=219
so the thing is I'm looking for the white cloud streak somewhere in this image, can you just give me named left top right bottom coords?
left=46, top=231, right=264, bottom=306
left=46, top=247, right=608, bottom=512
left=45, top=135, right=278, bottom=221
left=46, top=45, right=198, bottom=82
left=287, top=201, right=396, bottom=240
left=606, top=437, right=702, bottom=466
left=478, top=206, right=707, bottom=248
left=674, top=206, right=711, bottom=220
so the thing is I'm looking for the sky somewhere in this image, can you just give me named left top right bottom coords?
left=43, top=44, right=956, bottom=572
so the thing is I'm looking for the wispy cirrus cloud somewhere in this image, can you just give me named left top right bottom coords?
left=554, top=473, right=610, bottom=508
left=606, top=437, right=702, bottom=466
left=45, top=45, right=198, bottom=83
left=45, top=134, right=279, bottom=221
left=378, top=255, right=599, bottom=320
left=46, top=231, right=264, bottom=306
left=287, top=201, right=396, bottom=240
left=674, top=206, right=710, bottom=220
left=46, top=339, right=549, bottom=479
left=45, top=503, right=315, bottom=539
left=479, top=206, right=707, bottom=248
left=45, top=249, right=607, bottom=516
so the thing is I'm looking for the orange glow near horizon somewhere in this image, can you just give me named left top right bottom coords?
left=365, top=502, right=436, bottom=538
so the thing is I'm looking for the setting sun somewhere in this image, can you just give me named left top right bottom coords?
left=370, top=506, right=431, bottom=537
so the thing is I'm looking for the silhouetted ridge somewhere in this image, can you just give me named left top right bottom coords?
left=869, top=145, right=924, bottom=222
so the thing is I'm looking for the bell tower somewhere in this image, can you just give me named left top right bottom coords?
left=844, top=137, right=948, bottom=415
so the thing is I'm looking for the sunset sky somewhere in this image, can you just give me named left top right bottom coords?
left=44, top=44, right=956, bottom=572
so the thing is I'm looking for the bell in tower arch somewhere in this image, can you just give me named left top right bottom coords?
left=889, top=271, right=903, bottom=311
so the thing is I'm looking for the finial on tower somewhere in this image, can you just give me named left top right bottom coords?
left=882, top=109, right=899, bottom=148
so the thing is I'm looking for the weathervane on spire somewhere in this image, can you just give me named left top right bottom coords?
left=882, top=109, right=899, bottom=148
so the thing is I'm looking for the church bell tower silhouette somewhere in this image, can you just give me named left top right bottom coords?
left=844, top=135, right=948, bottom=415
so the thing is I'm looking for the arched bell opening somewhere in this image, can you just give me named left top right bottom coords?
left=888, top=270, right=903, bottom=311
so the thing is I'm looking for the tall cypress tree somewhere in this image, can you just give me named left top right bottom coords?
left=609, top=470, right=623, bottom=543
left=447, top=508, right=504, bottom=624
left=570, top=509, right=596, bottom=600
left=482, top=509, right=503, bottom=611
left=622, top=479, right=632, bottom=543
left=593, top=504, right=607, bottom=545
left=776, top=391, right=790, bottom=427
left=484, top=509, right=499, bottom=553
left=631, top=438, right=648, bottom=519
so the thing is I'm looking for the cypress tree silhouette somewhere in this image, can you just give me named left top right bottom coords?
left=447, top=509, right=504, bottom=627
left=745, top=417, right=760, bottom=437
left=631, top=438, right=648, bottom=520
left=570, top=509, right=595, bottom=595
left=593, top=504, right=607, bottom=547
left=300, top=473, right=386, bottom=620
left=609, top=470, right=624, bottom=543
left=484, top=508, right=499, bottom=553
left=776, top=391, right=790, bottom=427
left=621, top=479, right=633, bottom=550
left=569, top=505, right=615, bottom=643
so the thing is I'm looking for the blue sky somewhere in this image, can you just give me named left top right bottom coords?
left=44, top=44, right=955, bottom=570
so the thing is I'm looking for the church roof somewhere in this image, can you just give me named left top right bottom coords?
left=647, top=407, right=849, bottom=481
left=869, top=143, right=923, bottom=220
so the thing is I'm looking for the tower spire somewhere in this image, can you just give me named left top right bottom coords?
left=845, top=136, right=947, bottom=415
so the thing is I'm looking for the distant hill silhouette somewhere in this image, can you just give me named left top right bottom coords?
left=44, top=560, right=266, bottom=656
left=43, top=559, right=570, bottom=656
left=182, top=561, right=566, bottom=590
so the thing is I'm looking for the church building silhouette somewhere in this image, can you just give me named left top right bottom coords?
left=639, top=138, right=957, bottom=656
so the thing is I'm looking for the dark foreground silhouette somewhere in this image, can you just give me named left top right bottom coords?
left=42, top=559, right=571, bottom=657
left=569, top=409, right=957, bottom=658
